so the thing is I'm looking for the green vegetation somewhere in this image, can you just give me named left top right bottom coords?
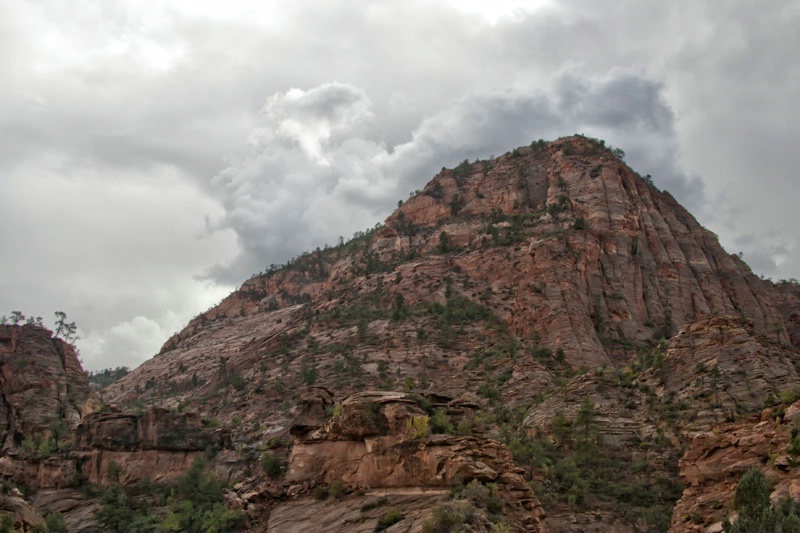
left=88, top=366, right=131, bottom=389
left=485, top=399, right=681, bottom=531
left=375, top=509, right=404, bottom=531
left=430, top=409, right=454, bottom=434
left=261, top=452, right=284, bottom=479
left=422, top=480, right=507, bottom=533
left=724, top=468, right=800, bottom=532
left=314, top=483, right=346, bottom=501
left=407, top=415, right=430, bottom=439
left=20, top=434, right=57, bottom=459
left=44, top=512, right=67, bottom=533
left=300, top=359, right=319, bottom=385
left=0, top=310, right=78, bottom=346
left=95, top=456, right=242, bottom=532
left=0, top=516, right=14, bottom=533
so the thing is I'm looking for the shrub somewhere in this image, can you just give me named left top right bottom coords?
left=229, top=375, right=245, bottom=391
left=328, top=480, right=346, bottom=500
left=261, top=452, right=283, bottom=479
left=375, top=509, right=404, bottom=531
left=407, top=416, right=430, bottom=439
left=44, top=512, right=67, bottom=533
left=723, top=467, right=800, bottom=532
left=422, top=502, right=475, bottom=533
left=361, top=497, right=388, bottom=512
left=106, top=460, right=124, bottom=483
left=0, top=516, right=13, bottom=533
left=456, top=480, right=503, bottom=514
left=430, top=409, right=454, bottom=435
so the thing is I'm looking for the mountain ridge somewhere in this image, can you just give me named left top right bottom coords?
left=97, top=135, right=800, bottom=530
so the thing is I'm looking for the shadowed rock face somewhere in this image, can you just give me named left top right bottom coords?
left=0, top=325, right=102, bottom=451
left=74, top=406, right=230, bottom=452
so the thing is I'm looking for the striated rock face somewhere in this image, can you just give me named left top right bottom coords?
left=104, top=137, right=796, bottom=418
left=0, top=405, right=232, bottom=491
left=656, top=315, right=800, bottom=429
left=0, top=325, right=102, bottom=451
left=266, top=494, right=452, bottom=533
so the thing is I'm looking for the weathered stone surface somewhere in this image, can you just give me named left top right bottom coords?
left=0, top=325, right=102, bottom=451
left=290, top=387, right=333, bottom=436
left=0, top=492, right=45, bottom=531
left=286, top=391, right=546, bottom=532
left=32, top=489, right=101, bottom=533
left=266, top=493, right=451, bottom=533
left=74, top=406, right=223, bottom=452
left=670, top=418, right=792, bottom=532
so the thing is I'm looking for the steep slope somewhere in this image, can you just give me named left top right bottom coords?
left=95, top=135, right=800, bottom=531
left=106, top=135, right=791, bottom=412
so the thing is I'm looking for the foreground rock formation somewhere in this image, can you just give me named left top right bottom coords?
left=281, top=390, right=545, bottom=531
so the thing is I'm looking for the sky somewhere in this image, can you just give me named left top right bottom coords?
left=1, top=0, right=798, bottom=371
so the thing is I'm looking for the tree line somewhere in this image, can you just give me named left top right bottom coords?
left=1, top=310, right=79, bottom=345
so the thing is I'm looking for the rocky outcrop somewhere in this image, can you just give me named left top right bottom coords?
left=104, top=137, right=797, bottom=420
left=0, top=325, right=102, bottom=452
left=266, top=493, right=451, bottom=533
left=670, top=416, right=798, bottom=532
left=285, top=390, right=546, bottom=532
left=655, top=315, right=800, bottom=430
left=74, top=406, right=229, bottom=452
left=0, top=490, right=45, bottom=531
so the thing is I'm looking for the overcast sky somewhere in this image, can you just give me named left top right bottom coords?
left=1, top=0, right=798, bottom=371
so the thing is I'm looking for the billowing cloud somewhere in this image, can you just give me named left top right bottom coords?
left=204, top=68, right=696, bottom=283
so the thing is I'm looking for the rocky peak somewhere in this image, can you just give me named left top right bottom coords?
left=0, top=324, right=102, bottom=452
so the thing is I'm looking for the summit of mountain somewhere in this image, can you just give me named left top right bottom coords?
left=104, top=135, right=796, bottom=411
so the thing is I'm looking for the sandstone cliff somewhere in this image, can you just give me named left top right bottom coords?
left=0, top=325, right=102, bottom=452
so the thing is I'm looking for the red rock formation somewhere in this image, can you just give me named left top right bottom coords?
left=671, top=417, right=795, bottom=532
left=106, top=137, right=795, bottom=413
left=285, top=390, right=546, bottom=532
left=0, top=325, right=102, bottom=452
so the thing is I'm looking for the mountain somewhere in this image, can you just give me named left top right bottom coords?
left=2, top=135, right=800, bottom=531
